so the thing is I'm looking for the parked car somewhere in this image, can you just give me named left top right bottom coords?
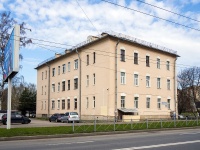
left=1, top=114, right=31, bottom=125
left=61, top=112, right=80, bottom=123
left=0, top=110, right=7, bottom=122
left=178, top=115, right=186, bottom=120
left=49, top=113, right=65, bottom=122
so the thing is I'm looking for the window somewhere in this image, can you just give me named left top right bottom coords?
left=157, top=78, right=161, bottom=89
left=62, top=64, right=66, bottom=74
left=86, top=97, right=89, bottom=109
left=62, top=100, right=65, bottom=110
left=52, top=100, right=55, bottom=110
left=121, top=49, right=125, bottom=61
left=93, top=52, right=96, bottom=64
left=134, top=53, right=138, bottom=64
left=62, top=81, right=65, bottom=91
left=167, top=99, right=170, bottom=109
left=146, top=56, right=150, bottom=67
left=44, top=101, right=46, bottom=110
left=58, top=66, right=60, bottom=75
left=52, top=84, right=55, bottom=92
left=121, top=72, right=126, bottom=84
left=87, top=55, right=89, bottom=65
left=52, top=68, right=55, bottom=77
left=134, top=97, right=138, bottom=108
left=157, top=98, right=161, bottom=109
left=74, top=98, right=77, bottom=109
left=74, top=59, right=78, bottom=69
left=68, top=62, right=70, bottom=72
left=86, top=75, right=89, bottom=86
left=42, top=86, right=43, bottom=95
left=74, top=78, right=78, bottom=89
left=42, top=72, right=44, bottom=80
left=146, top=76, right=150, bottom=87
left=121, top=96, right=125, bottom=108
left=166, top=61, right=170, bottom=70
left=134, top=74, right=139, bottom=86
left=58, top=82, right=60, bottom=92
left=93, top=73, right=95, bottom=85
left=45, top=70, right=47, bottom=79
left=93, top=96, right=95, bottom=108
left=41, top=101, right=43, bottom=110
left=157, top=58, right=160, bottom=69
left=68, top=80, right=70, bottom=90
left=58, top=100, right=60, bottom=109
left=67, top=99, right=70, bottom=109
left=146, top=97, right=150, bottom=108
left=167, top=79, right=170, bottom=90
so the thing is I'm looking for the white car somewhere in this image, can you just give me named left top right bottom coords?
left=61, top=112, right=80, bottom=123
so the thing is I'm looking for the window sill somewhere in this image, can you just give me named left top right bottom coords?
left=146, top=86, right=150, bottom=88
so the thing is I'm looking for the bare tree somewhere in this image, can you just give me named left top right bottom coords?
left=177, top=67, right=200, bottom=116
left=0, top=12, right=31, bottom=109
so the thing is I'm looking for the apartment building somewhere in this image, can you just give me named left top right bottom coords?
left=36, top=31, right=179, bottom=120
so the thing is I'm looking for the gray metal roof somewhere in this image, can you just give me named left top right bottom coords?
left=36, top=31, right=178, bottom=69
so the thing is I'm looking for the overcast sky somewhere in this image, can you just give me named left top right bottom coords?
left=1, top=0, right=200, bottom=84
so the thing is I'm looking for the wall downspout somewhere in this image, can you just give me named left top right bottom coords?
left=76, top=49, right=82, bottom=119
left=174, top=57, right=177, bottom=117
left=115, top=40, right=120, bottom=121
left=47, top=64, right=50, bottom=117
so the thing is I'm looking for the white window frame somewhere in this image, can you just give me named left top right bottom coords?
left=62, top=99, right=65, bottom=110
left=52, top=100, right=55, bottom=110
left=67, top=99, right=70, bottom=109
left=146, top=97, right=150, bottom=108
left=157, top=98, right=161, bottom=109
left=68, top=62, right=70, bottom=72
left=120, top=49, right=125, bottom=62
left=93, top=73, right=95, bottom=85
left=121, top=72, right=126, bottom=85
left=58, top=82, right=60, bottom=92
left=93, top=96, right=95, bottom=108
left=167, top=79, right=170, bottom=90
left=134, top=97, right=138, bottom=108
left=146, top=76, right=150, bottom=87
left=62, top=64, right=66, bottom=74
left=57, top=100, right=60, bottom=110
left=86, top=75, right=89, bottom=86
left=157, top=58, right=160, bottom=69
left=52, top=84, right=55, bottom=92
left=157, top=78, right=161, bottom=89
left=86, top=97, right=89, bottom=109
left=134, top=52, right=138, bottom=64
left=167, top=99, right=171, bottom=109
left=74, top=98, right=78, bottom=109
left=121, top=96, right=125, bottom=108
left=52, top=68, right=55, bottom=77
left=166, top=61, right=170, bottom=70
left=74, top=59, right=78, bottom=70
left=58, top=66, right=60, bottom=75
left=134, top=74, right=139, bottom=86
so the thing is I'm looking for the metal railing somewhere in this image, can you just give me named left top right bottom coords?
left=71, top=118, right=200, bottom=133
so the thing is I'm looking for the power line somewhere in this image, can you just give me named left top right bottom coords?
left=76, top=0, right=100, bottom=35
left=101, top=0, right=200, bottom=32
left=134, top=0, right=200, bottom=23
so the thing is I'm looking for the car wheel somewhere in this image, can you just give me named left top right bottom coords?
left=49, top=119, right=51, bottom=122
left=3, top=120, right=7, bottom=125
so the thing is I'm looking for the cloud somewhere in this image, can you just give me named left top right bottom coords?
left=1, top=0, right=200, bottom=83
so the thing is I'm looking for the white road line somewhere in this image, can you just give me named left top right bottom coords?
left=113, top=140, right=200, bottom=150
left=47, top=140, right=94, bottom=146
left=179, top=132, right=200, bottom=135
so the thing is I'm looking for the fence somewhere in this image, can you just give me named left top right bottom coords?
left=71, top=118, right=200, bottom=133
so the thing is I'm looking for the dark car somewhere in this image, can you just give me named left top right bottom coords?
left=1, top=114, right=31, bottom=125
left=49, top=113, right=65, bottom=122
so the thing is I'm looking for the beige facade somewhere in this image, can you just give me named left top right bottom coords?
left=36, top=32, right=179, bottom=120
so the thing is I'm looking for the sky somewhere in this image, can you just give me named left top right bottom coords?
left=0, top=0, right=200, bottom=85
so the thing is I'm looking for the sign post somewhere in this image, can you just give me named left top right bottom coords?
left=3, top=25, right=20, bottom=129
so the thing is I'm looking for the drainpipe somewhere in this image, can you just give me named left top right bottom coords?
left=76, top=48, right=82, bottom=119
left=46, top=63, right=50, bottom=118
left=174, top=58, right=177, bottom=117
left=115, top=40, right=120, bottom=121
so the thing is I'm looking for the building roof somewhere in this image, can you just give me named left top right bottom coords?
left=35, top=31, right=179, bottom=69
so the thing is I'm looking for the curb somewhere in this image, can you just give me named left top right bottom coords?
left=0, top=126, right=200, bottom=141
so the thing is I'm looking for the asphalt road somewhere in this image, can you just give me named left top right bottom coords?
left=0, top=128, right=200, bottom=150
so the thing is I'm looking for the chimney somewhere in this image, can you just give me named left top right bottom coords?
left=55, top=53, right=61, bottom=58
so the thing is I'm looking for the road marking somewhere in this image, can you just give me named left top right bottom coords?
left=179, top=132, right=200, bottom=135
left=47, top=140, right=94, bottom=146
left=113, top=140, right=200, bottom=150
